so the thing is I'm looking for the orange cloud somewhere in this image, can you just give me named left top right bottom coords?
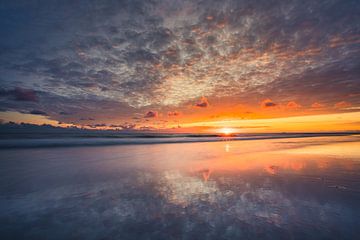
left=206, top=16, right=214, bottom=21
left=168, top=111, right=180, bottom=117
left=311, top=102, right=325, bottom=108
left=334, top=101, right=352, bottom=109
left=286, top=101, right=302, bottom=109
left=195, top=97, right=209, bottom=108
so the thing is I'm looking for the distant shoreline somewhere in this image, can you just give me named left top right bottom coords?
left=0, top=132, right=359, bottom=149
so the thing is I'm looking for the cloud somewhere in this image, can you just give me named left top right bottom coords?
left=110, top=123, right=136, bottom=130
left=144, top=111, right=158, bottom=118
left=80, top=117, right=95, bottom=121
left=334, top=101, right=352, bottom=109
left=311, top=102, right=325, bottom=108
left=0, top=0, right=359, bottom=124
left=168, top=111, right=180, bottom=117
left=86, top=123, right=107, bottom=128
left=29, top=110, right=48, bottom=116
left=139, top=126, right=156, bottom=131
left=59, top=111, right=72, bottom=115
left=0, top=87, right=38, bottom=102
left=261, top=99, right=277, bottom=108
left=286, top=101, right=302, bottom=109
left=13, top=88, right=38, bottom=102
left=195, top=97, right=209, bottom=108
left=342, top=106, right=360, bottom=110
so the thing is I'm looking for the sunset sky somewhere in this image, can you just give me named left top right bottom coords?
left=0, top=0, right=359, bottom=133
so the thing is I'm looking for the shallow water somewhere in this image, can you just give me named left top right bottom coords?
left=1, top=135, right=360, bottom=239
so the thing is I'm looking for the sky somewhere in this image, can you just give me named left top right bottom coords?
left=0, top=0, right=359, bottom=133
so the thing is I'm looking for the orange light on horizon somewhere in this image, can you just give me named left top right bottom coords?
left=218, top=127, right=236, bottom=136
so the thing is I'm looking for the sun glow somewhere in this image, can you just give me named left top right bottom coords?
left=218, top=127, right=236, bottom=136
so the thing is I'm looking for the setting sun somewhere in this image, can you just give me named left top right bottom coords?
left=218, top=127, right=236, bottom=136
left=0, top=1, right=359, bottom=239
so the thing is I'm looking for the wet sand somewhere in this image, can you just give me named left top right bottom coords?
left=1, top=135, right=360, bottom=239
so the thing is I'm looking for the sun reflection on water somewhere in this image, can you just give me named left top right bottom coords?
left=225, top=143, right=230, bottom=152
left=1, top=135, right=360, bottom=239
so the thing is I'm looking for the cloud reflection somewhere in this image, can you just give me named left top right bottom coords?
left=1, top=136, right=360, bottom=239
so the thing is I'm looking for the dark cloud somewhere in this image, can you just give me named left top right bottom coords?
left=80, top=117, right=95, bottom=121
left=195, top=97, right=209, bottom=108
left=261, top=99, right=277, bottom=108
left=261, top=60, right=360, bottom=107
left=0, top=0, right=359, bottom=123
left=59, top=111, right=72, bottom=115
left=144, top=111, right=158, bottom=118
left=265, top=102, right=277, bottom=107
left=266, top=102, right=276, bottom=107
left=168, top=111, right=180, bottom=117
left=0, top=88, right=38, bottom=102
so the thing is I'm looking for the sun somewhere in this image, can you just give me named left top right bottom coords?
left=218, top=127, right=235, bottom=136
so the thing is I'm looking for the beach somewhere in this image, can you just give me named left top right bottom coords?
left=1, top=135, right=360, bottom=239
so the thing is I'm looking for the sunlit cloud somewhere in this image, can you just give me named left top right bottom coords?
left=195, top=96, right=209, bottom=108
left=0, top=0, right=359, bottom=129
left=168, top=111, right=180, bottom=117
left=286, top=101, right=302, bottom=109
left=334, top=101, right=352, bottom=109
left=311, top=102, right=325, bottom=108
